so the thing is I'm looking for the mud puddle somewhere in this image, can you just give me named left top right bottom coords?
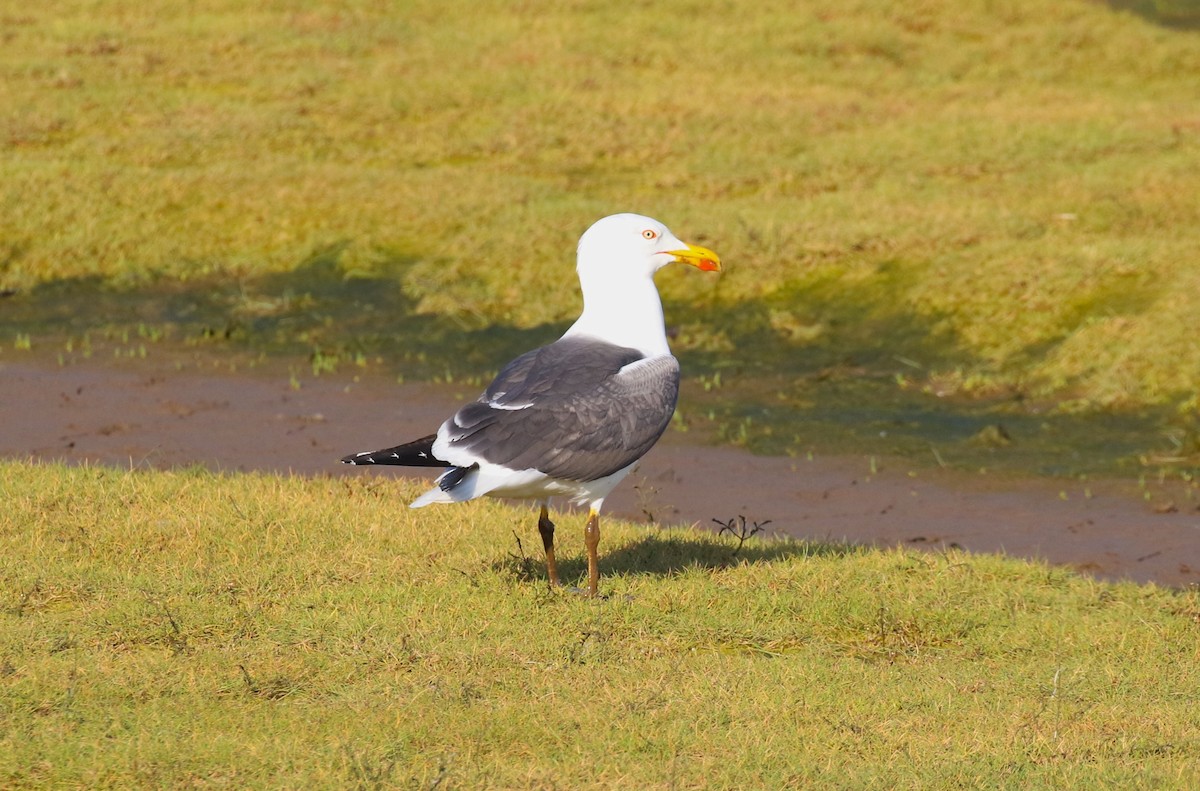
left=2, top=357, right=1197, bottom=587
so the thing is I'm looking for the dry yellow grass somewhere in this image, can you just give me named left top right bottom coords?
left=2, top=460, right=1198, bottom=787
left=2, top=0, right=1199, bottom=412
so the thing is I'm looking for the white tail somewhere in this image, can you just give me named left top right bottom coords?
left=409, top=487, right=455, bottom=508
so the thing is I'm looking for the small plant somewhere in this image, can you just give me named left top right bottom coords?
left=506, top=531, right=535, bottom=582
left=633, top=481, right=660, bottom=524
left=712, top=515, right=772, bottom=558
left=155, top=600, right=189, bottom=656
left=310, top=347, right=338, bottom=375
left=718, top=416, right=755, bottom=446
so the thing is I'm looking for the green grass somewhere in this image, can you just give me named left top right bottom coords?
left=2, top=459, right=1198, bottom=788
left=4, top=6, right=1198, bottom=783
left=3, top=0, right=1200, bottom=408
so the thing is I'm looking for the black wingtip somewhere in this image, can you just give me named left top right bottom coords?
left=338, top=434, right=451, bottom=468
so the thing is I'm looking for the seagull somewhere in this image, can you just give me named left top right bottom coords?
left=341, top=213, right=721, bottom=596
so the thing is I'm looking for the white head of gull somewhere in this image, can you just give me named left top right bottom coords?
left=565, top=213, right=720, bottom=358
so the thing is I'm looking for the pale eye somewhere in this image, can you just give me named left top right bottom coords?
left=642, top=229, right=657, bottom=240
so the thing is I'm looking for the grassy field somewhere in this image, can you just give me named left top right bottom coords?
left=4, top=5, right=1199, bottom=786
left=2, top=459, right=1198, bottom=788
left=2, top=0, right=1199, bottom=464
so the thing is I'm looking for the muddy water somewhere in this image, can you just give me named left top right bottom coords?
left=4, top=265, right=1195, bottom=483
left=3, top=358, right=1197, bottom=587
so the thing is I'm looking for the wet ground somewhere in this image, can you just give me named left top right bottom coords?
left=6, top=261, right=1196, bottom=484
left=3, top=357, right=1197, bottom=588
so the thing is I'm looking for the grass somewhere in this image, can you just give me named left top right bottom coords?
left=4, top=6, right=1199, bottom=784
left=2, top=459, right=1199, bottom=788
left=2, top=0, right=1200, bottom=426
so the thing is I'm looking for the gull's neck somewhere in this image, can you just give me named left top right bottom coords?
left=563, top=268, right=671, bottom=358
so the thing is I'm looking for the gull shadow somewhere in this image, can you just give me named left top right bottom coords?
left=491, top=529, right=865, bottom=587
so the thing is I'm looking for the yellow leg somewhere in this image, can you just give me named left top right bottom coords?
left=584, top=507, right=600, bottom=598
left=537, top=505, right=560, bottom=587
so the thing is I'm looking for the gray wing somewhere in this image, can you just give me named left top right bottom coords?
left=440, top=336, right=680, bottom=482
